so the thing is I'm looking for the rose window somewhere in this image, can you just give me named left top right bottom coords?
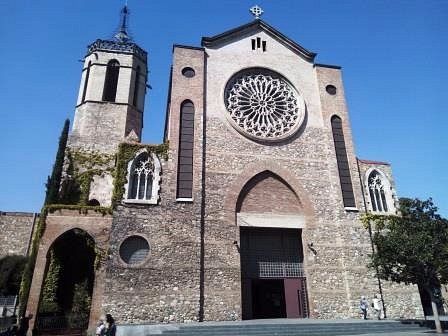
left=225, top=69, right=305, bottom=141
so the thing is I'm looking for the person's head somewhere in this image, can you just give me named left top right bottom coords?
left=106, top=314, right=114, bottom=324
left=361, top=296, right=365, bottom=300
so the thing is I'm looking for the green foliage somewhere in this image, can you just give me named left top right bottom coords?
left=112, top=142, right=168, bottom=206
left=60, top=149, right=114, bottom=206
left=363, top=198, right=448, bottom=289
left=39, top=250, right=60, bottom=314
left=59, top=151, right=81, bottom=204
left=68, top=280, right=91, bottom=328
left=0, top=255, right=27, bottom=295
left=45, top=119, right=70, bottom=205
left=18, top=204, right=111, bottom=317
left=19, top=208, right=48, bottom=317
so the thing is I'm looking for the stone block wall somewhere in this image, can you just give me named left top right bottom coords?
left=0, top=212, right=35, bottom=257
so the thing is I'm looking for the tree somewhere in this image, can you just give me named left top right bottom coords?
left=0, top=255, right=27, bottom=295
left=366, top=198, right=448, bottom=333
left=45, top=119, right=70, bottom=204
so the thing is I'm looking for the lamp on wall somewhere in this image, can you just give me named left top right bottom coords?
left=307, top=242, right=317, bottom=256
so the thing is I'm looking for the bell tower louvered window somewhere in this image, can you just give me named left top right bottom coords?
left=103, top=59, right=120, bottom=102
left=176, top=100, right=194, bottom=200
left=331, top=115, right=356, bottom=208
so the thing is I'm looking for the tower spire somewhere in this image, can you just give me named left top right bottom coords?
left=114, top=5, right=131, bottom=42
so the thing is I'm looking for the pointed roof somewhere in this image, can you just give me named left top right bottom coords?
left=201, top=19, right=316, bottom=62
left=86, top=5, right=147, bottom=62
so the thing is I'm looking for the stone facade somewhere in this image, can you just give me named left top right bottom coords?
left=21, top=14, right=430, bottom=335
left=0, top=212, right=36, bottom=257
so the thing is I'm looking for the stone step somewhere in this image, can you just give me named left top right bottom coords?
left=120, top=320, right=426, bottom=336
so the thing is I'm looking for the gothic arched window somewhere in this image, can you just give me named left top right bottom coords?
left=367, top=170, right=389, bottom=212
left=124, top=150, right=161, bottom=204
left=103, top=59, right=120, bottom=102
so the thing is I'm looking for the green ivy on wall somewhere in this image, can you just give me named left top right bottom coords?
left=111, top=142, right=168, bottom=206
left=60, top=149, right=115, bottom=206
left=38, top=249, right=60, bottom=314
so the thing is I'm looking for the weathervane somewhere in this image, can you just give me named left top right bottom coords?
left=250, top=5, right=264, bottom=19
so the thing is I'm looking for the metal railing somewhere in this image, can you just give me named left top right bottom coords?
left=36, top=315, right=88, bottom=331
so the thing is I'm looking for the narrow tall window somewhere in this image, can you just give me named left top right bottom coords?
left=368, top=170, right=388, bottom=212
left=81, top=61, right=91, bottom=103
left=331, top=115, right=356, bottom=208
left=177, top=100, right=194, bottom=199
left=103, top=59, right=120, bottom=102
left=132, top=66, right=140, bottom=107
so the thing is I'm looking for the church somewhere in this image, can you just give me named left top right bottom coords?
left=1, top=5, right=425, bottom=334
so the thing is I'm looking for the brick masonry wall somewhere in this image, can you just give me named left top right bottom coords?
left=237, top=172, right=302, bottom=214
left=101, top=46, right=206, bottom=324
left=0, top=212, right=35, bottom=257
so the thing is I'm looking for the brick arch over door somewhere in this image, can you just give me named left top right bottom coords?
left=223, top=161, right=316, bottom=225
left=236, top=171, right=302, bottom=215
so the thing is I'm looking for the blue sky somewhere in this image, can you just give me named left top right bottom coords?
left=0, top=0, right=446, bottom=216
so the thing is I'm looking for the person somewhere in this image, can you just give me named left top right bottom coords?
left=360, top=296, right=369, bottom=320
left=96, top=315, right=106, bottom=336
left=372, top=293, right=383, bottom=320
left=104, top=314, right=116, bottom=336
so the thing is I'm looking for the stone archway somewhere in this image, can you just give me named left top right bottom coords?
left=224, top=164, right=316, bottom=320
left=35, top=228, right=95, bottom=333
left=26, top=209, right=112, bottom=336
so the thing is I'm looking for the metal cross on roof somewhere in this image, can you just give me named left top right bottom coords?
left=250, top=5, right=264, bottom=19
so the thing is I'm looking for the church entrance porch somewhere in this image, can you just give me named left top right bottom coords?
left=240, top=227, right=309, bottom=320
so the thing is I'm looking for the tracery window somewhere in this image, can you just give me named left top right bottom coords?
left=224, top=68, right=305, bottom=142
left=368, top=170, right=389, bottom=212
left=124, top=150, right=161, bottom=204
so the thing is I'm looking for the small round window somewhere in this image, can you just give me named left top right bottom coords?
left=119, top=235, right=149, bottom=265
left=326, top=85, right=337, bottom=95
left=181, top=67, right=195, bottom=78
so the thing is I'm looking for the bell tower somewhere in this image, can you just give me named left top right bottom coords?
left=70, top=6, right=147, bottom=153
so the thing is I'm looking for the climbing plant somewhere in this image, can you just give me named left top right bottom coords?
left=59, top=148, right=114, bottom=205
left=38, top=250, right=60, bottom=314
left=45, top=119, right=70, bottom=205
left=112, top=142, right=168, bottom=206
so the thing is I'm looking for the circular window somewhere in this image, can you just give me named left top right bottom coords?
left=181, top=67, right=195, bottom=78
left=224, top=68, right=305, bottom=141
left=119, top=235, right=149, bottom=265
left=326, top=85, right=337, bottom=95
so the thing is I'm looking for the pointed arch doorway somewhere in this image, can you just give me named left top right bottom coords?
left=236, top=171, right=309, bottom=319
left=35, top=229, right=96, bottom=333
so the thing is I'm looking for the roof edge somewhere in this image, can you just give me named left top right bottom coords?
left=314, top=63, right=342, bottom=70
left=173, top=44, right=205, bottom=52
left=357, top=158, right=391, bottom=166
